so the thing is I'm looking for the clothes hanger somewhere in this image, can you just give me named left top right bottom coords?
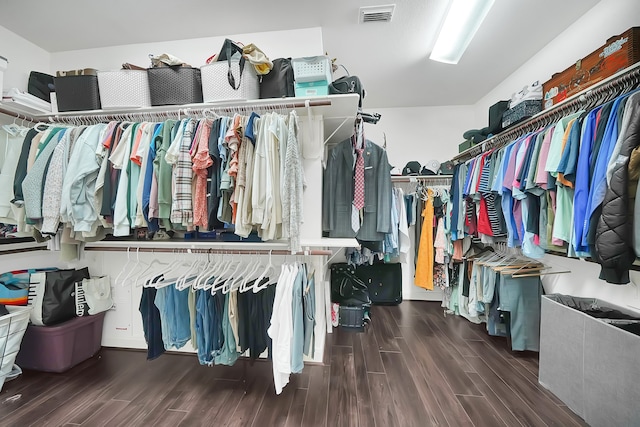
left=210, top=256, right=242, bottom=294
left=253, top=250, right=276, bottom=293
left=142, top=251, right=184, bottom=288
left=197, top=251, right=223, bottom=290
left=113, top=247, right=133, bottom=285
left=175, top=251, right=204, bottom=290
left=223, top=256, right=256, bottom=294
left=238, top=252, right=264, bottom=293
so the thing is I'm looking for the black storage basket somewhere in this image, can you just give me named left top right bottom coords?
left=338, top=305, right=365, bottom=332
left=147, top=66, right=203, bottom=106
left=54, top=75, right=101, bottom=112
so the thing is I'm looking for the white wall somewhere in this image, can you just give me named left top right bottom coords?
left=474, top=0, right=640, bottom=119
left=365, top=105, right=475, bottom=170
left=50, top=28, right=323, bottom=73
left=0, top=25, right=51, bottom=93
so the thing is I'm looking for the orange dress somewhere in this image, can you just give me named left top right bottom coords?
left=414, top=189, right=434, bottom=290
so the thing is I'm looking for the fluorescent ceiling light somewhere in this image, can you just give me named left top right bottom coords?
left=430, top=0, right=495, bottom=64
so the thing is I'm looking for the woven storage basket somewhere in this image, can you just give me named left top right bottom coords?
left=97, top=70, right=151, bottom=109
left=54, top=75, right=101, bottom=111
left=201, top=59, right=259, bottom=102
left=147, top=66, right=203, bottom=106
left=292, top=56, right=332, bottom=83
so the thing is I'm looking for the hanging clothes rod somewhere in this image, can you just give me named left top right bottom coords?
left=452, top=61, right=640, bottom=163
left=391, top=175, right=452, bottom=184
left=84, top=246, right=333, bottom=256
left=0, top=243, right=47, bottom=255
left=0, top=107, right=36, bottom=123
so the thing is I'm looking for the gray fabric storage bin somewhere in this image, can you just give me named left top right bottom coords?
left=540, top=294, right=640, bottom=427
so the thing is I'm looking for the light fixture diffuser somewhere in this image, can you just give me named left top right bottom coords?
left=430, top=0, right=495, bottom=64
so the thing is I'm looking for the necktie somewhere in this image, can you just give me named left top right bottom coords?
left=353, top=148, right=365, bottom=210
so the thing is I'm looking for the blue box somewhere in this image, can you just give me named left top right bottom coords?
left=295, top=80, right=329, bottom=97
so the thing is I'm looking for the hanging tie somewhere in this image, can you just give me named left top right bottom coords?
left=353, top=148, right=365, bottom=210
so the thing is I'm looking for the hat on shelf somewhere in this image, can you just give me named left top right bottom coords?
left=402, top=161, right=421, bottom=176
left=439, top=161, right=454, bottom=175
left=421, top=159, right=441, bottom=176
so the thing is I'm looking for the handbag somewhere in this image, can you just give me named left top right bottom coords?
left=259, top=58, right=295, bottom=99
left=82, top=276, right=114, bottom=315
left=329, top=75, right=365, bottom=107
left=330, top=263, right=371, bottom=306
left=33, top=267, right=90, bottom=326
left=355, top=263, right=402, bottom=305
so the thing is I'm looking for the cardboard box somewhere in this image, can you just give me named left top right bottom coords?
left=458, top=139, right=474, bottom=153
left=542, top=27, right=640, bottom=109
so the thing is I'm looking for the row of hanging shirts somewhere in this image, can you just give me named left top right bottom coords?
left=4, top=109, right=306, bottom=258
left=449, top=88, right=640, bottom=284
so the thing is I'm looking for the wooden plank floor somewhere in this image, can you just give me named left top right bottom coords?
left=0, top=301, right=587, bottom=427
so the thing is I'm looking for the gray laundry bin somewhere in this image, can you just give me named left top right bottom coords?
left=539, top=294, right=640, bottom=427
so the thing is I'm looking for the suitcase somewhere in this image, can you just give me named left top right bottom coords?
left=355, top=263, right=402, bottom=305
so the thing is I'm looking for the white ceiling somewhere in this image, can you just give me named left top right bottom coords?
left=0, top=0, right=600, bottom=108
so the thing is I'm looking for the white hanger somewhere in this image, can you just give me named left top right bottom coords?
left=114, top=247, right=133, bottom=285
left=121, top=248, right=150, bottom=287
left=200, top=252, right=228, bottom=290
left=239, top=253, right=265, bottom=293
left=224, top=253, right=259, bottom=294
left=252, top=250, right=275, bottom=293
left=175, top=250, right=204, bottom=290
left=210, top=256, right=242, bottom=294
left=142, top=251, right=184, bottom=288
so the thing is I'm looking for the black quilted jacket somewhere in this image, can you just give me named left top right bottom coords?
left=594, top=92, right=640, bottom=284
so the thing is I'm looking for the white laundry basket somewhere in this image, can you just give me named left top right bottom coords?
left=0, top=306, right=31, bottom=391
left=201, top=58, right=259, bottom=102
left=97, top=70, right=152, bottom=109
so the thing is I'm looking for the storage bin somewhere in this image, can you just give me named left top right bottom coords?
left=0, top=306, right=31, bottom=391
left=147, top=66, right=203, bottom=106
left=54, top=74, right=102, bottom=111
left=201, top=59, right=259, bottom=102
left=16, top=311, right=105, bottom=373
left=97, top=70, right=151, bottom=109
left=338, top=305, right=365, bottom=332
left=501, top=99, right=542, bottom=128
left=0, top=55, right=7, bottom=98
left=294, top=80, right=329, bottom=97
left=292, top=56, right=331, bottom=83
left=539, top=294, right=640, bottom=427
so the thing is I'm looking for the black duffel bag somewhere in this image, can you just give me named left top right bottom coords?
left=330, top=263, right=371, bottom=306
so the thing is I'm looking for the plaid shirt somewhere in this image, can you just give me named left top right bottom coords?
left=170, top=119, right=195, bottom=228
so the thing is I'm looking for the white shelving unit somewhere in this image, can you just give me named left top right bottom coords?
left=0, top=94, right=361, bottom=363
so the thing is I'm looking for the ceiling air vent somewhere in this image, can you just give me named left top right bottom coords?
left=359, top=5, right=395, bottom=23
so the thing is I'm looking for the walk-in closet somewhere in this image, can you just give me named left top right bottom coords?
left=1, top=1, right=639, bottom=426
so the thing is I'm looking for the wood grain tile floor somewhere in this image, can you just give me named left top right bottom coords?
left=0, top=301, right=587, bottom=427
